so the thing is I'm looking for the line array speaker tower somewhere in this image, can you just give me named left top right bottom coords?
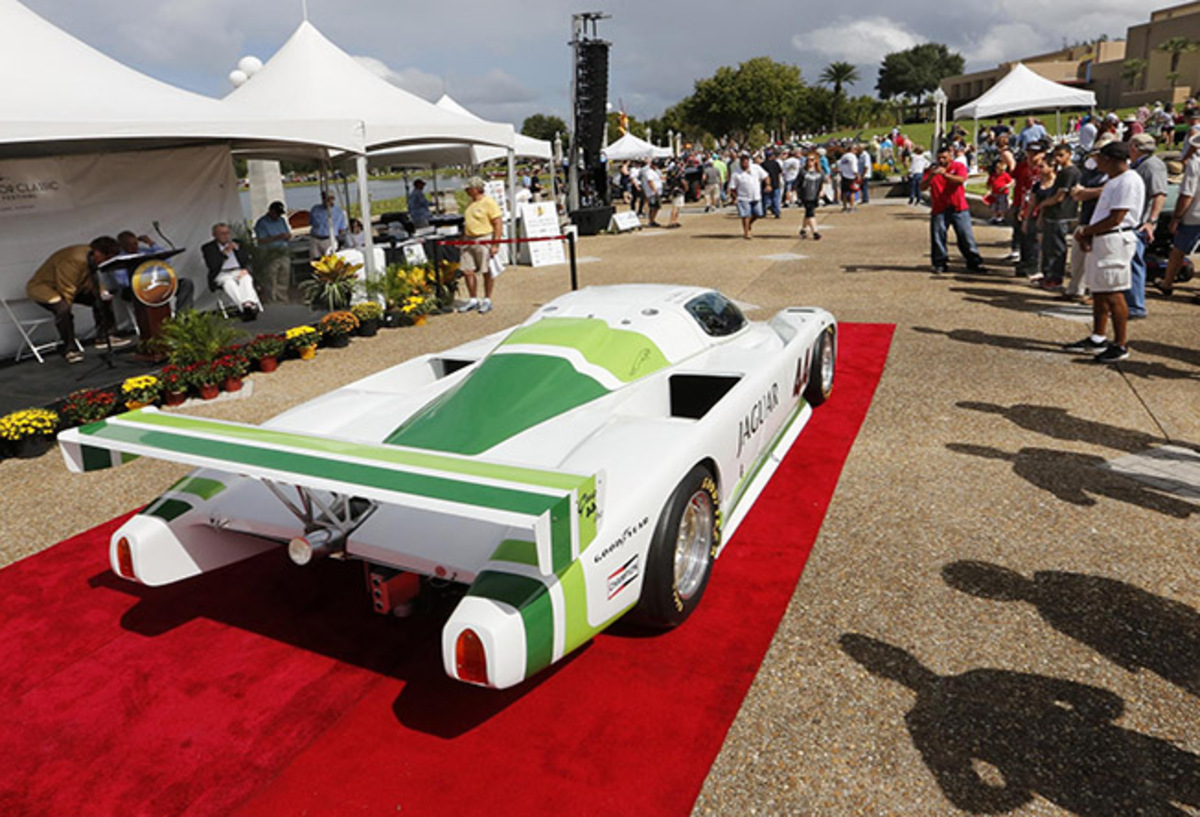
left=574, top=40, right=609, bottom=165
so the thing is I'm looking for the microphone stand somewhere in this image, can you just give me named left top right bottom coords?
left=76, top=262, right=117, bottom=381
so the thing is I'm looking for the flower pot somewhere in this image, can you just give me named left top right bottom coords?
left=298, top=345, right=317, bottom=361
left=357, top=319, right=380, bottom=337
left=124, top=400, right=150, bottom=411
left=413, top=314, right=428, bottom=327
left=223, top=376, right=244, bottom=393
left=258, top=355, right=279, bottom=373
left=198, top=383, right=220, bottom=400
left=383, top=310, right=412, bottom=328
left=12, top=434, right=54, bottom=459
left=163, top=390, right=187, bottom=407
left=324, top=334, right=350, bottom=349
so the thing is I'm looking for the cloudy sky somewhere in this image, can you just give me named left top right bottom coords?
left=25, top=0, right=1148, bottom=127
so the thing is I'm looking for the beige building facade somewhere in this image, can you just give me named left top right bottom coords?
left=940, top=2, right=1200, bottom=111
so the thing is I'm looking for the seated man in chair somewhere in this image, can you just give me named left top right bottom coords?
left=26, top=236, right=134, bottom=363
left=201, top=222, right=262, bottom=321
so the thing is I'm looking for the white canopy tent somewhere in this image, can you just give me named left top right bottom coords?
left=0, top=0, right=363, bottom=159
left=953, top=62, right=1096, bottom=140
left=222, top=21, right=518, bottom=274
left=0, top=0, right=375, bottom=359
left=602, top=133, right=671, bottom=162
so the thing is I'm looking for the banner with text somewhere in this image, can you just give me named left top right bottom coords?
left=0, top=159, right=73, bottom=216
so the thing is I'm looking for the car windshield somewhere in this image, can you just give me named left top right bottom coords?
left=685, top=292, right=746, bottom=337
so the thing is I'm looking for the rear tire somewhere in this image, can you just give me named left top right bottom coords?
left=804, top=326, right=836, bottom=407
left=633, top=465, right=720, bottom=628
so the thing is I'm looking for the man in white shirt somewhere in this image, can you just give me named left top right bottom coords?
left=858, top=144, right=872, bottom=204
left=838, top=146, right=860, bottom=212
left=641, top=161, right=663, bottom=227
left=1078, top=116, right=1098, bottom=152
left=728, top=152, right=770, bottom=240
left=1063, top=141, right=1146, bottom=364
left=782, top=149, right=801, bottom=207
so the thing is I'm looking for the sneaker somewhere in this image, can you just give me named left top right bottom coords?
left=478, top=298, right=493, bottom=314
left=932, top=265, right=948, bottom=274
left=65, top=350, right=84, bottom=364
left=1003, top=251, right=1020, bottom=262
left=967, top=264, right=987, bottom=274
left=457, top=298, right=479, bottom=313
left=1063, top=336, right=1109, bottom=354
left=1094, top=344, right=1129, bottom=363
left=813, top=232, right=822, bottom=241
left=95, top=336, right=134, bottom=350
left=799, top=229, right=808, bottom=239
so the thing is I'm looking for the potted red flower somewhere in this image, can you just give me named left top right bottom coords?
left=59, top=388, right=116, bottom=428
left=212, top=352, right=250, bottom=392
left=245, top=334, right=286, bottom=372
left=187, top=361, right=221, bottom=400
left=159, top=365, right=189, bottom=406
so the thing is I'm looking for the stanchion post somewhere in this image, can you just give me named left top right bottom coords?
left=568, top=231, right=578, bottom=291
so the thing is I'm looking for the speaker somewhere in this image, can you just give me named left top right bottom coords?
left=569, top=206, right=614, bottom=236
left=574, top=40, right=609, bottom=160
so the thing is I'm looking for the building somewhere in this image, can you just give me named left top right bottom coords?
left=940, top=2, right=1200, bottom=111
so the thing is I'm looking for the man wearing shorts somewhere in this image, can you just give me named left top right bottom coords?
left=728, top=152, right=769, bottom=240
left=838, top=146, right=860, bottom=212
left=1156, top=131, right=1200, bottom=299
left=456, top=176, right=503, bottom=314
left=1063, top=141, right=1145, bottom=364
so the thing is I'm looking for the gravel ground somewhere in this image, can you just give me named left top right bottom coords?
left=4, top=202, right=1199, bottom=815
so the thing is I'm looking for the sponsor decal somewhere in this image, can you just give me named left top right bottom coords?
left=736, top=382, right=780, bottom=456
left=592, top=515, right=648, bottom=564
left=577, top=488, right=597, bottom=520
left=607, top=554, right=639, bottom=599
left=792, top=353, right=808, bottom=397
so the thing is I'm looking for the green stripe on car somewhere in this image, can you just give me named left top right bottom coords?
left=502, top=318, right=669, bottom=382
left=468, top=570, right=555, bottom=677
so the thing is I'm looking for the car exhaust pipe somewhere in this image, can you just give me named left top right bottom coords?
left=287, top=528, right=345, bottom=565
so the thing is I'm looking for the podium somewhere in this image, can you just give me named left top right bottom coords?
left=99, top=248, right=185, bottom=344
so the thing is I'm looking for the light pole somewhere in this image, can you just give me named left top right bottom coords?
left=931, top=87, right=947, bottom=153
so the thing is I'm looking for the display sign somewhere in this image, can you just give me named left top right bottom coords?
left=0, top=158, right=73, bottom=216
left=484, top=180, right=508, bottom=216
left=401, top=241, right=427, bottom=266
left=519, top=202, right=566, bottom=267
left=131, top=260, right=178, bottom=307
left=610, top=211, right=640, bottom=232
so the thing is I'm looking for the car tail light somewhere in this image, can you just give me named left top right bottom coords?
left=455, top=629, right=488, bottom=685
left=115, top=537, right=134, bottom=579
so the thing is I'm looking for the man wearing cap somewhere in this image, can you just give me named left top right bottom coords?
left=1127, top=133, right=1167, bottom=317
left=408, top=180, right=432, bottom=229
left=254, top=201, right=293, bottom=302
left=921, top=145, right=985, bottom=274
left=456, top=176, right=503, bottom=314
left=1063, top=142, right=1145, bottom=364
left=308, top=192, right=347, bottom=258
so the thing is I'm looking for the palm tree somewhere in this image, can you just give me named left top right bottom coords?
left=1158, top=36, right=1198, bottom=86
left=1120, top=58, right=1148, bottom=90
left=820, top=61, right=860, bottom=131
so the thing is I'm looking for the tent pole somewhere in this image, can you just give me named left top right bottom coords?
left=1056, top=109, right=1062, bottom=141
left=507, top=147, right=517, bottom=264
left=432, top=164, right=440, bottom=213
left=356, top=153, right=376, bottom=279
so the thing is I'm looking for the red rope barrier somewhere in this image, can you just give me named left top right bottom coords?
left=434, top=235, right=569, bottom=247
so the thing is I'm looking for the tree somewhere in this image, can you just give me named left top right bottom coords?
left=1158, top=36, right=1198, bottom=79
left=819, top=61, right=860, bottom=131
left=521, top=113, right=568, bottom=142
left=682, top=56, right=805, bottom=140
left=876, top=43, right=964, bottom=103
left=1120, top=58, right=1148, bottom=90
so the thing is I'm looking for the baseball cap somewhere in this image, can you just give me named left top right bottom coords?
left=1097, top=141, right=1131, bottom=161
left=1091, top=132, right=1118, bottom=152
left=1130, top=133, right=1157, bottom=153
left=268, top=200, right=286, bottom=213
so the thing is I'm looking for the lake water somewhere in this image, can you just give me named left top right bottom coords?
left=238, top=176, right=465, bottom=220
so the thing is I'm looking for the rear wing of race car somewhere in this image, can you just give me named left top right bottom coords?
left=58, top=408, right=599, bottom=577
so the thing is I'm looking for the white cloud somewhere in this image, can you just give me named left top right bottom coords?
left=958, top=23, right=1051, bottom=67
left=792, top=16, right=924, bottom=66
left=353, top=56, right=444, bottom=100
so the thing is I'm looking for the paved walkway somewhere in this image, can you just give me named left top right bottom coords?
left=5, top=202, right=1199, bottom=815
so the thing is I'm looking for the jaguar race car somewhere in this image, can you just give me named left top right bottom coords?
left=59, top=285, right=836, bottom=689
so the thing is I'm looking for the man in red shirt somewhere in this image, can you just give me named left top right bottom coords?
left=922, top=146, right=985, bottom=274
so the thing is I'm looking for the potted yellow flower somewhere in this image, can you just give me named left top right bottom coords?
left=351, top=301, right=384, bottom=337
left=286, top=325, right=319, bottom=360
left=0, top=407, right=60, bottom=459
left=121, top=375, right=160, bottom=410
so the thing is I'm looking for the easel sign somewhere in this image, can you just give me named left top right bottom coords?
left=610, top=211, right=640, bottom=232
left=401, top=241, right=427, bottom=266
left=519, top=202, right=566, bottom=267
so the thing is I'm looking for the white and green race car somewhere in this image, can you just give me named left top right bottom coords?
left=59, top=285, right=836, bottom=689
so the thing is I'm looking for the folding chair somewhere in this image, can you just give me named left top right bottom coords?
left=1, top=297, right=83, bottom=363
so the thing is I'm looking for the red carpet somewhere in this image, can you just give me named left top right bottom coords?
left=0, top=323, right=893, bottom=817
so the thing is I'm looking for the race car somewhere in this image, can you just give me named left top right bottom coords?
left=59, top=285, right=836, bottom=689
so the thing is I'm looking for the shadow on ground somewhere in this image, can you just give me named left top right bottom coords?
left=956, top=401, right=1163, bottom=453
left=942, top=561, right=1200, bottom=697
left=946, top=443, right=1198, bottom=517
left=840, top=633, right=1200, bottom=814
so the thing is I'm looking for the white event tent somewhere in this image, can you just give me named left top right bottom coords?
left=221, top=21, right=518, bottom=270
left=602, top=133, right=672, bottom=162
left=0, top=0, right=372, bottom=357
left=953, top=63, right=1096, bottom=137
